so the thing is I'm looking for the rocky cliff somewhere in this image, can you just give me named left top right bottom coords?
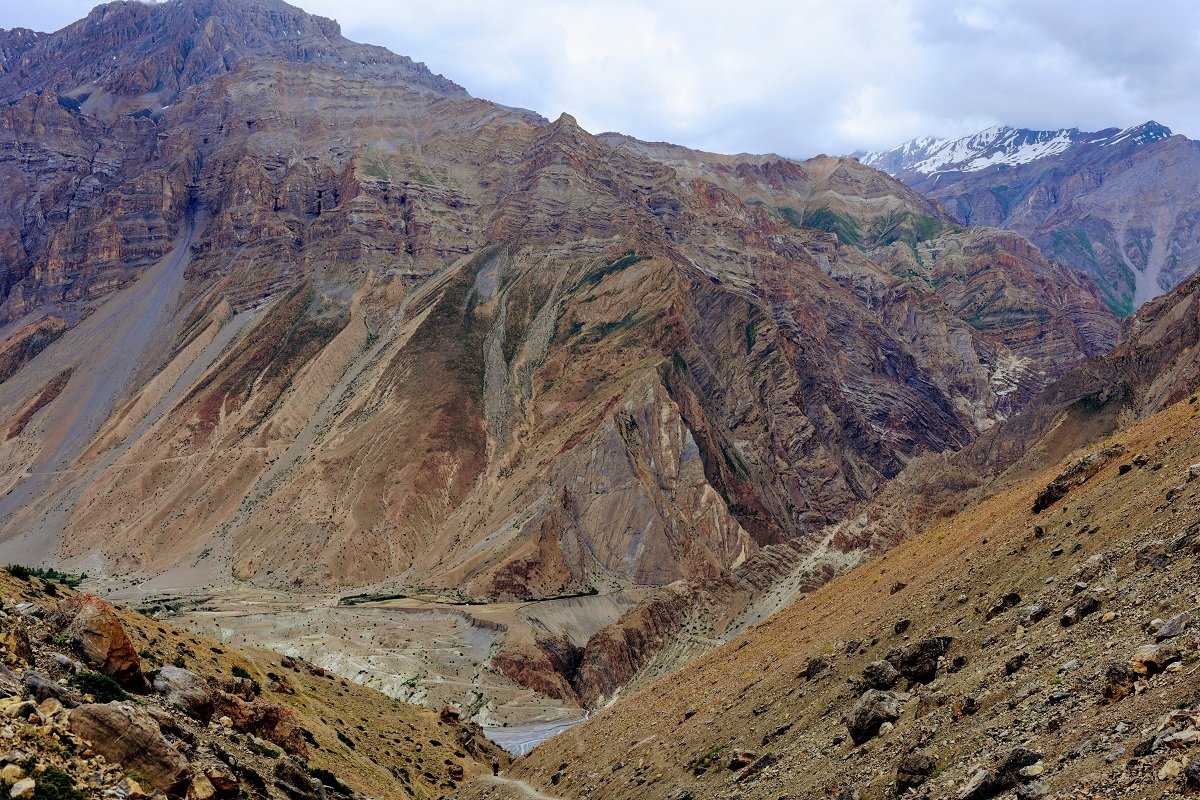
left=0, top=569, right=502, bottom=800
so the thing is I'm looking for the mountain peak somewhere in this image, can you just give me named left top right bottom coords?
left=859, top=121, right=1175, bottom=179
left=1109, top=120, right=1173, bottom=146
left=0, top=0, right=467, bottom=116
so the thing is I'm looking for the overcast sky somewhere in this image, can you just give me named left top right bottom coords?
left=7, top=0, right=1200, bottom=158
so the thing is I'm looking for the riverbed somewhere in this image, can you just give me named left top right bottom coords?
left=483, top=714, right=589, bottom=756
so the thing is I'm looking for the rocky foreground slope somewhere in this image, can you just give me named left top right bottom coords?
left=456, top=302, right=1200, bottom=798
left=859, top=122, right=1200, bottom=315
left=0, top=569, right=502, bottom=799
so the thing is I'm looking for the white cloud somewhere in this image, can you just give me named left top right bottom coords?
left=7, top=0, right=1200, bottom=157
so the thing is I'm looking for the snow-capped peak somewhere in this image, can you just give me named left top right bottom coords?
left=856, top=121, right=1173, bottom=178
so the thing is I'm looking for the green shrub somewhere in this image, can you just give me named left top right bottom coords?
left=4, top=565, right=30, bottom=581
left=245, top=739, right=280, bottom=759
left=4, top=565, right=85, bottom=587
left=68, top=672, right=129, bottom=702
left=231, top=665, right=261, bottom=693
left=25, top=766, right=83, bottom=800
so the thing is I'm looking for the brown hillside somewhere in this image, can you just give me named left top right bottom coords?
left=458, top=391, right=1200, bottom=799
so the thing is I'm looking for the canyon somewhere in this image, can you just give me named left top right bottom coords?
left=1, top=4, right=1195, bottom=797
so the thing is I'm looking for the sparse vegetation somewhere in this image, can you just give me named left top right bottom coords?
left=5, top=564, right=86, bottom=587
left=687, top=741, right=730, bottom=776
left=245, top=740, right=280, bottom=759
left=801, top=206, right=863, bottom=245
left=68, top=672, right=129, bottom=703
left=575, top=251, right=649, bottom=290
left=21, top=765, right=84, bottom=800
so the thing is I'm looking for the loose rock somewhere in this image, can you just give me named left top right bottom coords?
left=844, top=690, right=902, bottom=745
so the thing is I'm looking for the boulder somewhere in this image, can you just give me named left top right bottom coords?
left=1132, top=643, right=1181, bottom=676
left=844, top=690, right=902, bottom=745
left=199, top=763, right=237, bottom=795
left=266, top=672, right=295, bottom=695
left=1059, top=593, right=1102, bottom=627
left=9, top=778, right=34, bottom=798
left=862, top=660, right=899, bottom=690
left=11, top=603, right=44, bottom=620
left=153, top=667, right=213, bottom=721
left=959, top=749, right=1042, bottom=800
left=1033, top=446, right=1122, bottom=512
left=273, top=758, right=321, bottom=800
left=985, top=591, right=1021, bottom=621
left=0, top=664, right=23, bottom=697
left=218, top=676, right=257, bottom=701
left=885, top=636, right=953, bottom=684
left=1185, top=757, right=1200, bottom=787
left=48, top=653, right=81, bottom=676
left=211, top=691, right=308, bottom=758
left=0, top=625, right=32, bottom=668
left=53, top=595, right=150, bottom=691
left=801, top=655, right=831, bottom=680
left=186, top=774, right=216, bottom=800
left=68, top=702, right=190, bottom=791
left=895, top=751, right=937, bottom=794
left=1016, top=783, right=1049, bottom=800
left=21, top=671, right=78, bottom=708
left=1152, top=612, right=1190, bottom=641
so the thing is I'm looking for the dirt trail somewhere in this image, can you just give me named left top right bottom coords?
left=469, top=776, right=563, bottom=800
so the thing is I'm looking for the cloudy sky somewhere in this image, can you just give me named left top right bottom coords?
left=7, top=0, right=1200, bottom=158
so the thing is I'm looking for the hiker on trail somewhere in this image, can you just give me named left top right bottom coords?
left=492, top=755, right=500, bottom=776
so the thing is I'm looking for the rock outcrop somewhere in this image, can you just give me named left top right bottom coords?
left=0, top=562, right=503, bottom=800
left=51, top=594, right=150, bottom=692
left=68, top=702, right=191, bottom=792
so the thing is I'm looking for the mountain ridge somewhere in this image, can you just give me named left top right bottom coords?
left=856, top=121, right=1173, bottom=178
left=855, top=121, right=1200, bottom=315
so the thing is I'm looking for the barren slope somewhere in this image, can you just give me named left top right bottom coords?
left=459, top=370, right=1200, bottom=800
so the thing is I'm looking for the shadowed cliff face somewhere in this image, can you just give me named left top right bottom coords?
left=0, top=0, right=1122, bottom=711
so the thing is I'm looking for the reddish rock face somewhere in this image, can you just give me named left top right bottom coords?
left=54, top=595, right=150, bottom=692
left=210, top=690, right=309, bottom=758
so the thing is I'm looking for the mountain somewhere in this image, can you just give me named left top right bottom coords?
left=857, top=122, right=1172, bottom=178
left=857, top=122, right=1200, bottom=315
left=0, top=0, right=1117, bottom=728
left=456, top=249, right=1200, bottom=799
